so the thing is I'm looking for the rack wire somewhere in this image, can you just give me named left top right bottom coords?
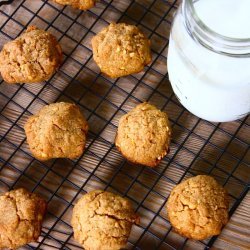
left=0, top=0, right=249, bottom=249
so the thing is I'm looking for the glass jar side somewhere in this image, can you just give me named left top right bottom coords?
left=167, top=5, right=250, bottom=122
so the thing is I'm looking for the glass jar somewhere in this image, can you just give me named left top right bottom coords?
left=167, top=0, right=250, bottom=122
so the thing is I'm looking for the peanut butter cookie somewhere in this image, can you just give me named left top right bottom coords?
left=115, top=102, right=171, bottom=167
left=24, top=102, right=88, bottom=161
left=166, top=175, right=229, bottom=240
left=0, top=188, right=47, bottom=249
left=92, top=23, right=151, bottom=78
left=53, top=0, right=96, bottom=10
left=0, top=26, right=62, bottom=84
left=71, top=190, right=139, bottom=250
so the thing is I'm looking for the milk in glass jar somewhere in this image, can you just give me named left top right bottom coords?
left=167, top=0, right=250, bottom=122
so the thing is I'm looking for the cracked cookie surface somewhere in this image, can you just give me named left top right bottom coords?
left=24, top=102, right=88, bottom=161
left=166, top=175, right=229, bottom=240
left=0, top=26, right=62, bottom=84
left=71, top=190, right=139, bottom=250
left=53, top=0, right=96, bottom=10
left=0, top=188, right=47, bottom=249
left=115, top=102, right=171, bottom=167
left=91, top=23, right=151, bottom=78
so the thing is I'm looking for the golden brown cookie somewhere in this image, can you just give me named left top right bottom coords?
left=91, top=23, right=151, bottom=78
left=53, top=0, right=96, bottom=10
left=115, top=102, right=171, bottom=167
left=166, top=175, right=229, bottom=240
left=71, top=190, right=139, bottom=250
left=0, top=26, right=62, bottom=84
left=0, top=188, right=47, bottom=249
left=24, top=102, right=88, bottom=161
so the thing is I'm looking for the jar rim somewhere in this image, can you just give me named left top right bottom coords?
left=183, top=0, right=250, bottom=56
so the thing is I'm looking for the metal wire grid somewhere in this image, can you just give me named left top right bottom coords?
left=0, top=0, right=249, bottom=249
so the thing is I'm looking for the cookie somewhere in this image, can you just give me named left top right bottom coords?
left=91, top=23, right=151, bottom=78
left=53, top=0, right=96, bottom=10
left=115, top=102, right=171, bottom=167
left=71, top=190, right=139, bottom=250
left=24, top=102, right=88, bottom=161
left=166, top=175, right=229, bottom=240
left=0, top=188, right=47, bottom=249
left=0, top=26, right=62, bottom=84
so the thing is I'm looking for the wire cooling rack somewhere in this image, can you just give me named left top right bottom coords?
left=0, top=0, right=249, bottom=249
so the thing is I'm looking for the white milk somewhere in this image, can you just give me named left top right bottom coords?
left=195, top=0, right=250, bottom=39
left=167, top=0, right=250, bottom=122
